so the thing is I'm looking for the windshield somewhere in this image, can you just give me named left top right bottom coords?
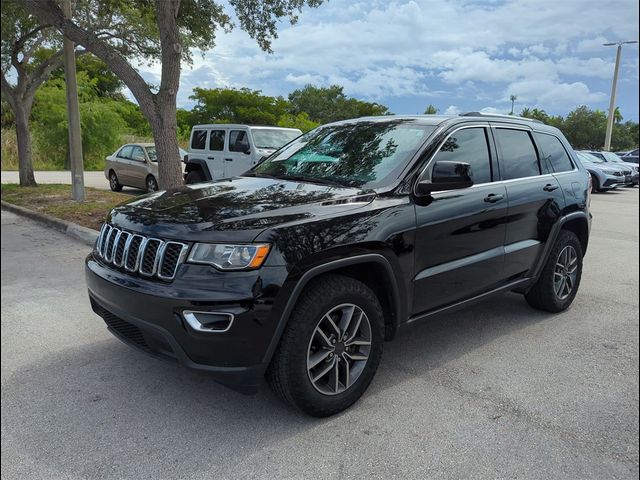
left=251, top=120, right=435, bottom=188
left=577, top=151, right=603, bottom=164
left=145, top=146, right=157, bottom=162
left=251, top=129, right=301, bottom=149
left=600, top=151, right=624, bottom=163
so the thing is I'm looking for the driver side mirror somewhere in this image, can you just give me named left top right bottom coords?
left=415, top=161, right=474, bottom=196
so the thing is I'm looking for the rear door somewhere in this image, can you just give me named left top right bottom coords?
left=224, top=128, right=253, bottom=178
left=493, top=125, right=565, bottom=280
left=412, top=125, right=508, bottom=314
left=206, top=129, right=226, bottom=179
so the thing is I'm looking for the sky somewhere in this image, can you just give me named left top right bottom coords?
left=135, top=0, right=640, bottom=120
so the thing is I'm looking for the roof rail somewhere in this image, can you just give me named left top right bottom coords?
left=459, top=112, right=544, bottom=124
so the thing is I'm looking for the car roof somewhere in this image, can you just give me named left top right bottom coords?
left=322, top=113, right=561, bottom=134
left=192, top=124, right=301, bottom=131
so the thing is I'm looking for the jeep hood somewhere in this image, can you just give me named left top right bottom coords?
left=108, top=176, right=376, bottom=242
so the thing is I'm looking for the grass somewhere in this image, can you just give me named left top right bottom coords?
left=1, top=183, right=131, bottom=230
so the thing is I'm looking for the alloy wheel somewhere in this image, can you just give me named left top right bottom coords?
left=306, top=303, right=372, bottom=396
left=553, top=245, right=578, bottom=300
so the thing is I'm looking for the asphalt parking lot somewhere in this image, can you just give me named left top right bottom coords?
left=1, top=188, right=638, bottom=480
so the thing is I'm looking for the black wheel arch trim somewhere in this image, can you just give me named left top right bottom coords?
left=529, top=211, right=590, bottom=281
left=184, top=159, right=212, bottom=180
left=261, top=253, right=403, bottom=366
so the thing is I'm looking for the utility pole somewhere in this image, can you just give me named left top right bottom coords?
left=62, top=0, right=85, bottom=201
left=603, top=40, right=638, bottom=152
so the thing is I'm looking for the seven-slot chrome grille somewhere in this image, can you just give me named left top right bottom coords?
left=95, top=224, right=189, bottom=281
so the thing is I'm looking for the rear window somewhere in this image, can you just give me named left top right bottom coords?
left=191, top=130, right=207, bottom=150
left=534, top=133, right=574, bottom=173
left=495, top=129, right=541, bottom=180
left=209, top=130, right=225, bottom=151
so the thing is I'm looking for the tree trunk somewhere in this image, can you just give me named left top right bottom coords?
left=14, top=102, right=37, bottom=187
left=150, top=100, right=183, bottom=189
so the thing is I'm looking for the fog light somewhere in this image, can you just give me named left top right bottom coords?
left=183, top=311, right=234, bottom=333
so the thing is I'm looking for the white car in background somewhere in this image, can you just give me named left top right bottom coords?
left=184, top=124, right=302, bottom=184
left=105, top=143, right=187, bottom=192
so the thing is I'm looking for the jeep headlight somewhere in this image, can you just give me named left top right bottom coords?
left=187, top=243, right=271, bottom=270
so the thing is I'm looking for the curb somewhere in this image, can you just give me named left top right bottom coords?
left=1, top=200, right=99, bottom=246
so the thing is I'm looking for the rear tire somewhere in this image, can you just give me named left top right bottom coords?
left=525, top=230, right=583, bottom=313
left=267, top=274, right=384, bottom=417
left=108, top=170, right=122, bottom=192
left=185, top=169, right=205, bottom=184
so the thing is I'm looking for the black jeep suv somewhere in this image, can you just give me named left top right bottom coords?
left=86, top=114, right=591, bottom=416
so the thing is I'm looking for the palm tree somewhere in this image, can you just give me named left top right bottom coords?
left=509, top=95, right=517, bottom=115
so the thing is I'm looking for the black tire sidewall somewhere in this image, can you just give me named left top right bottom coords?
left=186, top=170, right=204, bottom=184
left=147, top=176, right=158, bottom=191
left=109, top=171, right=122, bottom=192
left=276, top=276, right=384, bottom=416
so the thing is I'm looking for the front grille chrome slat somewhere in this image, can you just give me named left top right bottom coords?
left=95, top=224, right=187, bottom=282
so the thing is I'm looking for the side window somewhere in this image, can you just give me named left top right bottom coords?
left=191, top=130, right=207, bottom=150
left=130, top=146, right=145, bottom=162
left=534, top=133, right=574, bottom=173
left=117, top=145, right=133, bottom=159
left=495, top=129, right=540, bottom=180
left=229, top=130, right=250, bottom=152
left=209, top=130, right=225, bottom=151
left=431, top=128, right=492, bottom=184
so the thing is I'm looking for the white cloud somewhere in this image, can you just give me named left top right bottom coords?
left=444, top=105, right=461, bottom=115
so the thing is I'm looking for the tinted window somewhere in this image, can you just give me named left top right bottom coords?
left=253, top=121, right=435, bottom=188
left=117, top=145, right=133, bottom=159
left=229, top=130, right=250, bottom=152
left=431, top=128, right=492, bottom=184
left=130, top=146, right=145, bottom=161
left=209, top=130, right=225, bottom=151
left=191, top=130, right=207, bottom=150
left=535, top=133, right=573, bottom=172
left=495, top=129, right=540, bottom=180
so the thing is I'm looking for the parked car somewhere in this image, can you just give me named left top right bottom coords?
left=575, top=151, right=626, bottom=192
left=105, top=143, right=187, bottom=192
left=87, top=113, right=591, bottom=416
left=584, top=150, right=638, bottom=186
left=184, top=124, right=302, bottom=184
left=621, top=148, right=639, bottom=164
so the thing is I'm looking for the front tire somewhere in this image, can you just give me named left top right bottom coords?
left=185, top=169, right=205, bottom=184
left=590, top=174, right=600, bottom=193
left=146, top=175, right=158, bottom=192
left=267, top=274, right=384, bottom=417
left=525, top=230, right=583, bottom=313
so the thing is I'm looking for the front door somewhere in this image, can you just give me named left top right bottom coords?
left=412, top=125, right=508, bottom=314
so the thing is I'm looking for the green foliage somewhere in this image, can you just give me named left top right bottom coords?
left=189, top=87, right=289, bottom=125
left=31, top=73, right=127, bottom=169
left=520, top=105, right=638, bottom=150
left=277, top=112, right=319, bottom=132
left=423, top=104, right=439, bottom=114
left=288, top=85, right=389, bottom=124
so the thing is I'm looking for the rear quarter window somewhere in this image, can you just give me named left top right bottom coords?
left=534, top=133, right=574, bottom=173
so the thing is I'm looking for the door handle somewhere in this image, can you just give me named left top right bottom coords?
left=207, top=156, right=215, bottom=160
left=484, top=193, right=504, bottom=203
left=543, top=183, right=559, bottom=192
left=225, top=158, right=233, bottom=162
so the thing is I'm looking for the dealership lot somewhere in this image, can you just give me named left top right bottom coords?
left=1, top=188, right=638, bottom=479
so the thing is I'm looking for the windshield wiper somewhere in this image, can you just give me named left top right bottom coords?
left=278, top=175, right=345, bottom=187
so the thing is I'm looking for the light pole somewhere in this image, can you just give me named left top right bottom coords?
left=603, top=40, right=638, bottom=151
left=509, top=95, right=517, bottom=115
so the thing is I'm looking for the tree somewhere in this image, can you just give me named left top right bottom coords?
left=423, top=104, right=438, bottom=114
left=25, top=0, right=323, bottom=189
left=189, top=87, right=289, bottom=125
left=562, top=106, right=607, bottom=150
left=1, top=2, right=66, bottom=186
left=288, top=84, right=388, bottom=124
